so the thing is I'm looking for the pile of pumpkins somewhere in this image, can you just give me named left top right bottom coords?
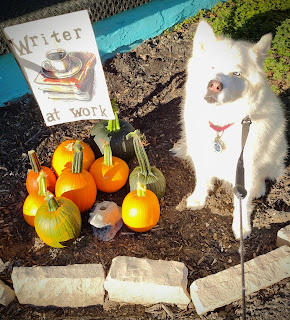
left=23, top=105, right=166, bottom=248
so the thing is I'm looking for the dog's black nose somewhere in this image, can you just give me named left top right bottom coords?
left=207, top=80, right=223, bottom=93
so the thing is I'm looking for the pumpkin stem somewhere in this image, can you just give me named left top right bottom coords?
left=103, top=142, right=113, bottom=166
left=136, top=181, right=147, bottom=197
left=28, top=150, right=42, bottom=173
left=37, top=171, right=48, bottom=196
left=72, top=140, right=83, bottom=174
left=126, top=130, right=152, bottom=176
left=107, top=98, right=121, bottom=132
left=45, top=192, right=60, bottom=212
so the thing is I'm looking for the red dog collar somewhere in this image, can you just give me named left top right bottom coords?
left=209, top=121, right=234, bottom=132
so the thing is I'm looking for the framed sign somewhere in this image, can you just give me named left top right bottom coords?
left=3, top=10, right=114, bottom=126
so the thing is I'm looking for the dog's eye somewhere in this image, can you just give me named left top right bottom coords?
left=233, top=71, right=241, bottom=77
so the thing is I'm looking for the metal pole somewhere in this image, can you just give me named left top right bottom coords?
left=234, top=116, right=251, bottom=320
left=239, top=198, right=246, bottom=320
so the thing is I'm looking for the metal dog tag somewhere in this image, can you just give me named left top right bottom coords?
left=214, top=135, right=225, bottom=153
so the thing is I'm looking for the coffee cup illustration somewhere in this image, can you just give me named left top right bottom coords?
left=42, top=49, right=71, bottom=73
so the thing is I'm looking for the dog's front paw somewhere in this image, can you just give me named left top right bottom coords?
left=186, top=193, right=206, bottom=210
left=253, top=180, right=266, bottom=199
left=232, top=220, right=252, bottom=239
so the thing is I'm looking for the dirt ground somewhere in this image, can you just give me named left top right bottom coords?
left=0, top=22, right=289, bottom=319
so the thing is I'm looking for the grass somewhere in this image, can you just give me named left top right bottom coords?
left=165, top=0, right=290, bottom=94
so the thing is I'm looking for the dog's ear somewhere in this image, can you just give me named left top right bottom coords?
left=193, top=20, right=217, bottom=53
left=252, top=33, right=272, bottom=63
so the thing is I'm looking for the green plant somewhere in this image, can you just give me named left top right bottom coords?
left=201, top=0, right=290, bottom=41
left=264, top=19, right=290, bottom=92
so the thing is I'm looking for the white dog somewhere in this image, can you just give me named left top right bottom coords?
left=172, top=21, right=288, bottom=239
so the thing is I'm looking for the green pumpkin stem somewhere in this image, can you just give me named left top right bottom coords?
left=103, top=142, right=113, bottom=166
left=45, top=192, right=60, bottom=212
left=37, top=171, right=47, bottom=196
left=136, top=181, right=146, bottom=197
left=72, top=140, right=83, bottom=173
left=28, top=150, right=42, bottom=173
left=126, top=130, right=152, bottom=177
left=107, top=98, right=120, bottom=132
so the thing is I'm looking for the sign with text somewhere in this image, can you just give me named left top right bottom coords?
left=3, top=10, right=114, bottom=126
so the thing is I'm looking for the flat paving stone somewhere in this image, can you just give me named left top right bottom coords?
left=190, top=245, right=290, bottom=315
left=104, top=256, right=191, bottom=308
left=12, top=264, right=105, bottom=307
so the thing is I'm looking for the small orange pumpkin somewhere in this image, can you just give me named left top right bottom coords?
left=52, top=139, right=95, bottom=177
left=55, top=140, right=97, bottom=213
left=23, top=171, right=49, bottom=227
left=89, top=143, right=129, bottom=193
left=26, top=150, right=56, bottom=194
left=122, top=182, right=160, bottom=232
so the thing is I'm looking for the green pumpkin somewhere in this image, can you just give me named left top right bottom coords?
left=126, top=130, right=166, bottom=200
left=129, top=166, right=166, bottom=200
left=90, top=99, right=135, bottom=163
left=35, top=193, right=81, bottom=248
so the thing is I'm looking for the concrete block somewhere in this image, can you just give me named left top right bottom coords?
left=12, top=264, right=105, bottom=307
left=190, top=245, right=290, bottom=315
left=104, top=256, right=191, bottom=308
left=277, top=224, right=290, bottom=247
left=0, top=280, right=15, bottom=306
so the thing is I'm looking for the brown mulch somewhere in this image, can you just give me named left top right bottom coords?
left=0, top=22, right=289, bottom=320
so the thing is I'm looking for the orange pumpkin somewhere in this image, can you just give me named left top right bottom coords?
left=89, top=143, right=129, bottom=193
left=122, top=182, right=160, bottom=232
left=26, top=150, right=56, bottom=194
left=23, top=171, right=49, bottom=227
left=55, top=140, right=97, bottom=213
left=52, top=139, right=95, bottom=177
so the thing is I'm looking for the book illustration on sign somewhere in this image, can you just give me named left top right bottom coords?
left=34, top=49, right=96, bottom=101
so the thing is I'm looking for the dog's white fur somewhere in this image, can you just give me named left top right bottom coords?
left=172, top=21, right=288, bottom=239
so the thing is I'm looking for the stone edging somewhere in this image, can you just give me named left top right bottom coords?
left=1, top=225, right=289, bottom=315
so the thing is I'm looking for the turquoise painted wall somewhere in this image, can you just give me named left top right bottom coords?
left=0, top=0, right=223, bottom=106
